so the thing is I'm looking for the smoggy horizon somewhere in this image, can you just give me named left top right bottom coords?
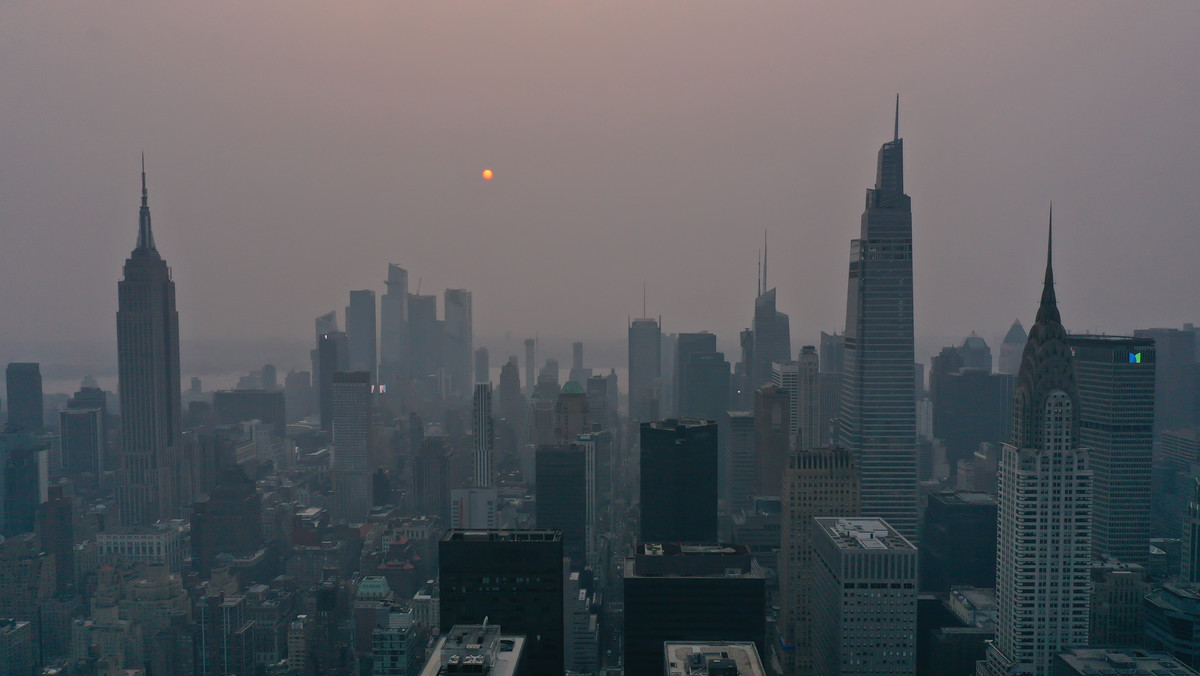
left=3, top=2, right=1199, bottom=369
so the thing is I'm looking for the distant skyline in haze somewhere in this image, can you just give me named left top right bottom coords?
left=3, top=2, right=1199, bottom=370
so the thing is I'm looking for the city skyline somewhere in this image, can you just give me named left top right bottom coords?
left=2, top=3, right=1200, bottom=357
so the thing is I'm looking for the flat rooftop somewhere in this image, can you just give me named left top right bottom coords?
left=418, top=630, right=525, bottom=676
left=645, top=418, right=715, bottom=430
left=442, top=529, right=561, bottom=543
left=815, top=517, right=915, bottom=551
left=665, top=642, right=767, bottom=676
left=1056, top=647, right=1197, bottom=675
left=931, top=490, right=995, bottom=506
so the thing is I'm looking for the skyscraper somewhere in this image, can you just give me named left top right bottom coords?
left=779, top=448, right=860, bottom=676
left=719, top=411, right=756, bottom=511
left=628, top=318, right=662, bottom=422
left=998, top=320, right=1027, bottom=375
left=981, top=225, right=1093, bottom=676
left=472, top=383, right=494, bottom=488
left=838, top=102, right=919, bottom=538
left=4, top=364, right=42, bottom=433
left=406, top=294, right=439, bottom=380
left=331, top=371, right=371, bottom=523
left=796, top=347, right=821, bottom=451
left=524, top=338, right=536, bottom=397
left=751, top=288, right=791, bottom=394
left=317, top=331, right=348, bottom=432
left=675, top=332, right=717, bottom=417
left=640, top=419, right=717, bottom=542
left=346, top=289, right=377, bottom=382
left=1069, top=334, right=1155, bottom=565
left=444, top=289, right=473, bottom=397
left=439, top=530, right=564, bottom=675
left=812, top=517, right=917, bottom=676
left=116, top=160, right=182, bottom=527
left=535, top=444, right=587, bottom=566
left=379, top=264, right=408, bottom=386
left=474, top=346, right=489, bottom=384
left=754, top=384, right=789, bottom=497
left=679, top=352, right=731, bottom=422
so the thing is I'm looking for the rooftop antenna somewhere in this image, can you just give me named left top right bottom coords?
left=894, top=93, right=900, bottom=142
left=757, top=250, right=762, bottom=297
left=762, top=230, right=768, bottom=291
left=416, top=277, right=422, bottom=294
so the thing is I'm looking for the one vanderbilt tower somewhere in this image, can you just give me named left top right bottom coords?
left=116, top=158, right=182, bottom=526
left=838, top=99, right=919, bottom=538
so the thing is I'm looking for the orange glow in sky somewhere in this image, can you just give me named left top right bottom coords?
left=482, top=169, right=493, bottom=180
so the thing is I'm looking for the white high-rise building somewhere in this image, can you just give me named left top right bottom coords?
left=771, top=361, right=800, bottom=444
left=811, top=517, right=917, bottom=676
left=980, top=224, right=1093, bottom=676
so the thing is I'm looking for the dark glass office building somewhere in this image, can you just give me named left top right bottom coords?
left=640, top=419, right=718, bottom=542
left=439, top=530, right=564, bottom=675
left=623, top=541, right=766, bottom=676
left=535, top=444, right=587, bottom=567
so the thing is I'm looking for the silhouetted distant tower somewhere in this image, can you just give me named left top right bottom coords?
left=674, top=332, right=717, bottom=418
left=331, top=371, right=371, bottom=523
left=837, top=102, right=919, bottom=538
left=981, top=221, right=1093, bottom=676
left=116, top=160, right=182, bottom=526
left=346, top=290, right=377, bottom=382
left=628, top=319, right=661, bottom=422
left=472, top=383, right=494, bottom=488
left=796, top=346, right=820, bottom=451
left=406, top=293, right=439, bottom=379
left=998, top=320, right=1027, bottom=375
left=4, top=364, right=43, bottom=433
left=498, top=356, right=525, bottom=431
left=524, top=338, right=536, bottom=397
left=752, top=289, right=791, bottom=394
left=680, top=352, right=731, bottom=422
left=554, top=382, right=590, bottom=443
left=444, top=289, right=473, bottom=397
left=379, top=264, right=408, bottom=386
left=754, top=384, right=789, bottom=496
left=317, top=331, right=348, bottom=432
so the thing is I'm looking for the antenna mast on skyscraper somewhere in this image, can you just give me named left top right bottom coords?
left=894, top=93, right=900, bottom=142
left=763, top=230, right=768, bottom=291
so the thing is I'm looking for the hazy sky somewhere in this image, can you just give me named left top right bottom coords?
left=3, top=2, right=1200, bottom=369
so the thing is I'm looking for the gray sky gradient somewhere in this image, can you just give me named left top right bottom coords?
left=3, top=1, right=1199, bottom=370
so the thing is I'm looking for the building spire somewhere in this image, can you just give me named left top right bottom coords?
left=894, top=93, right=899, bottom=142
left=1036, top=203, right=1059, bottom=325
left=135, top=154, right=157, bottom=253
left=762, top=230, right=768, bottom=291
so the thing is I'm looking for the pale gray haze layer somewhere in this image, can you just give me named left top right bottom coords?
left=3, top=2, right=1200, bottom=373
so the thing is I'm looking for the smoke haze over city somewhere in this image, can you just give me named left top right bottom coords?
left=3, top=1, right=1200, bottom=372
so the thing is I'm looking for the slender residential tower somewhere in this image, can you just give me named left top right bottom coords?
left=838, top=100, right=919, bottom=537
left=980, top=219, right=1093, bottom=676
left=116, top=158, right=182, bottom=526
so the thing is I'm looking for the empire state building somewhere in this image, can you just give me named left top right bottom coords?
left=116, top=159, right=182, bottom=526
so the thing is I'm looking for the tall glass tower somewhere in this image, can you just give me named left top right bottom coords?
left=838, top=101, right=918, bottom=537
left=116, top=158, right=182, bottom=526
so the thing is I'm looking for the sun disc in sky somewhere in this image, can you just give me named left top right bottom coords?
left=482, top=169, right=493, bottom=180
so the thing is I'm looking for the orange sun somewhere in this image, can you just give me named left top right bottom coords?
left=482, top=169, right=494, bottom=180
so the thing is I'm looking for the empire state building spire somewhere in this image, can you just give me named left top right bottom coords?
left=136, top=153, right=157, bottom=254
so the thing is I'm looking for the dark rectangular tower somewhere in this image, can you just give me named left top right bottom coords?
left=628, top=318, right=662, bottom=423
left=4, top=364, right=43, bottom=434
left=1069, top=334, right=1156, bottom=565
left=439, top=530, right=564, bottom=675
left=640, top=419, right=718, bottom=542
